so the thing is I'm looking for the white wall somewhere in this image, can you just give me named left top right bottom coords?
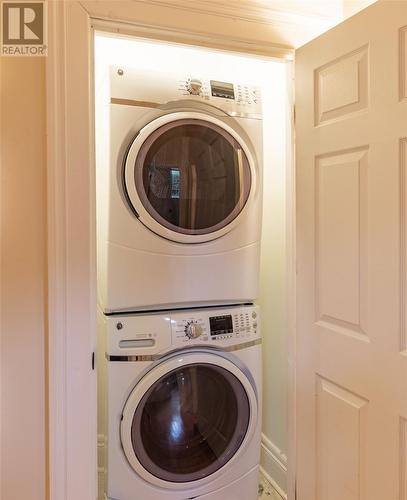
left=258, top=63, right=290, bottom=496
left=95, top=34, right=290, bottom=495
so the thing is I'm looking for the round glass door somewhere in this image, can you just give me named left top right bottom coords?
left=124, top=114, right=254, bottom=242
left=123, top=362, right=251, bottom=483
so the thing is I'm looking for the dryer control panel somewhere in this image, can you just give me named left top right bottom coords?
left=109, top=66, right=262, bottom=119
left=179, top=77, right=261, bottom=111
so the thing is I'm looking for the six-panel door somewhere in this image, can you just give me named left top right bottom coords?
left=296, top=2, right=407, bottom=499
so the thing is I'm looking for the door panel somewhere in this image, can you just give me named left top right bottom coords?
left=316, top=376, right=368, bottom=500
left=402, top=137, right=407, bottom=353
left=296, top=2, right=407, bottom=499
left=314, top=45, right=369, bottom=126
left=315, top=147, right=368, bottom=336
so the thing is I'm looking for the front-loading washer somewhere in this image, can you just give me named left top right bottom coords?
left=101, top=304, right=261, bottom=500
left=96, top=66, right=263, bottom=313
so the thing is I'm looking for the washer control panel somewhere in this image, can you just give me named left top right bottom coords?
left=171, top=304, right=260, bottom=346
left=105, top=304, right=260, bottom=356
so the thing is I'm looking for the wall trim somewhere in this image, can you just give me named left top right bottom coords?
left=47, top=1, right=97, bottom=498
left=134, top=0, right=339, bottom=26
left=46, top=2, right=68, bottom=497
left=260, top=433, right=288, bottom=498
left=89, top=17, right=294, bottom=60
left=286, top=60, right=296, bottom=500
left=260, top=466, right=288, bottom=500
left=81, top=0, right=339, bottom=53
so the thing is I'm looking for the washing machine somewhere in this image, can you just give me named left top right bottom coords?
left=102, top=304, right=261, bottom=500
left=96, top=66, right=263, bottom=313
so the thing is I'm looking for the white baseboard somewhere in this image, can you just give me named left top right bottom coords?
left=98, top=434, right=107, bottom=499
left=97, top=433, right=107, bottom=464
left=260, top=433, right=287, bottom=499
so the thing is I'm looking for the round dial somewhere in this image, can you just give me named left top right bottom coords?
left=187, top=79, right=202, bottom=95
left=185, top=321, right=203, bottom=339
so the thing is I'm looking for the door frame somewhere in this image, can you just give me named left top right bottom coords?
left=46, top=2, right=296, bottom=498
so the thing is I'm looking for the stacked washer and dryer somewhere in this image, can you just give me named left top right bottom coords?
left=97, top=65, right=264, bottom=500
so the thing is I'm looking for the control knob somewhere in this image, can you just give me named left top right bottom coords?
left=185, top=321, right=203, bottom=339
left=187, top=79, right=202, bottom=95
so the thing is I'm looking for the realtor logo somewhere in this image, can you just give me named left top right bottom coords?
left=1, top=1, right=47, bottom=56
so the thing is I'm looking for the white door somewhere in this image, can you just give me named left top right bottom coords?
left=295, top=1, right=407, bottom=499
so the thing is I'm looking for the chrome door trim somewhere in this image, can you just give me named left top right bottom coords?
left=106, top=337, right=261, bottom=362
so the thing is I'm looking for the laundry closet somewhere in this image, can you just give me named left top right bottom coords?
left=4, top=1, right=406, bottom=500
left=95, top=34, right=290, bottom=500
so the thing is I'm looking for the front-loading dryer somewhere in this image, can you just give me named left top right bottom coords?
left=101, top=304, right=261, bottom=500
left=96, top=66, right=263, bottom=313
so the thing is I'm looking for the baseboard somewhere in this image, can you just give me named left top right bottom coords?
left=260, top=433, right=287, bottom=498
left=98, top=434, right=107, bottom=499
left=98, top=433, right=107, bottom=463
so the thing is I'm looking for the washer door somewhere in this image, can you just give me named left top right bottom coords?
left=120, top=352, right=258, bottom=488
left=124, top=112, right=256, bottom=244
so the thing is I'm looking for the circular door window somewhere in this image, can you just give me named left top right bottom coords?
left=120, top=354, right=257, bottom=487
left=124, top=113, right=255, bottom=243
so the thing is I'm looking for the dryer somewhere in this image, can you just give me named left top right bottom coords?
left=101, top=304, right=261, bottom=500
left=96, top=66, right=263, bottom=313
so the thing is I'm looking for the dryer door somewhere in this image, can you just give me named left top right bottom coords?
left=123, top=112, right=257, bottom=244
left=120, top=351, right=258, bottom=488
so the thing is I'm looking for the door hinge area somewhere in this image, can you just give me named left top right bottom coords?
left=91, top=351, right=95, bottom=370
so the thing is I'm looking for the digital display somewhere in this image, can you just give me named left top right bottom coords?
left=209, top=315, right=233, bottom=335
left=210, top=80, right=235, bottom=100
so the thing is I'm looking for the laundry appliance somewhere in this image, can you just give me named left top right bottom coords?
left=96, top=66, right=263, bottom=313
left=102, top=304, right=261, bottom=500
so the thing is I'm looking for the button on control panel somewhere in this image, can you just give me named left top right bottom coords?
left=185, top=321, right=203, bottom=339
left=171, top=305, right=260, bottom=345
left=172, top=317, right=207, bottom=344
left=179, top=78, right=210, bottom=100
left=236, top=84, right=259, bottom=106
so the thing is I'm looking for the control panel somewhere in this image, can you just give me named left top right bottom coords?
left=170, top=305, right=259, bottom=346
left=110, top=67, right=262, bottom=118
left=178, top=77, right=261, bottom=115
left=180, top=77, right=260, bottom=106
left=105, top=304, right=260, bottom=356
